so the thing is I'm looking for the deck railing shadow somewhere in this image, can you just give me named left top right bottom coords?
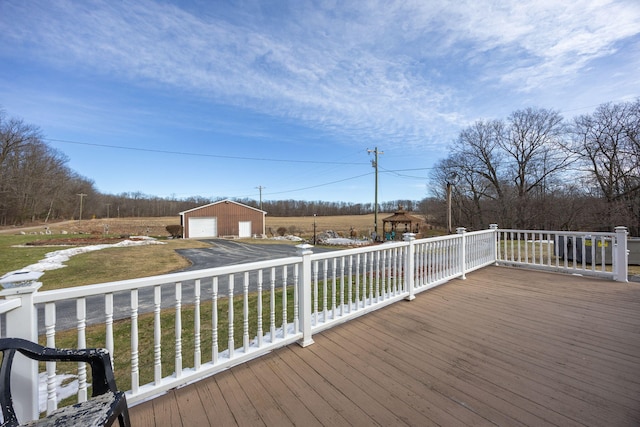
left=0, top=225, right=629, bottom=424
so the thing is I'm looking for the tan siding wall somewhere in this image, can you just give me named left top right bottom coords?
left=183, top=202, right=264, bottom=237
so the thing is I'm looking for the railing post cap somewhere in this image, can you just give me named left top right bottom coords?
left=614, top=226, right=628, bottom=234
left=0, top=281, right=42, bottom=297
left=489, top=224, right=498, bottom=230
left=295, top=243, right=314, bottom=255
left=0, top=270, right=44, bottom=296
left=402, top=232, right=416, bottom=241
left=456, top=227, right=467, bottom=234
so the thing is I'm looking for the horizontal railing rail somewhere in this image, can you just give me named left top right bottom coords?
left=0, top=225, right=628, bottom=423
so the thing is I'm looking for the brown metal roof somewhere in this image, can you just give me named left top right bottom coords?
left=382, top=207, right=422, bottom=224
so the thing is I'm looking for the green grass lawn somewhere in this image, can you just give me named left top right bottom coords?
left=0, top=234, right=209, bottom=289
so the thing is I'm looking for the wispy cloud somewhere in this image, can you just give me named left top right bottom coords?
left=1, top=0, right=638, bottom=149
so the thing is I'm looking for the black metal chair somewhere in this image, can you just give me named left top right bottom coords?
left=0, top=338, right=130, bottom=427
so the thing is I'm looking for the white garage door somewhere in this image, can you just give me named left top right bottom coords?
left=188, top=217, right=217, bottom=238
left=239, top=221, right=252, bottom=238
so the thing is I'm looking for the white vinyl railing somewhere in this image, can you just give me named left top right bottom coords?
left=0, top=226, right=628, bottom=423
left=495, top=226, right=629, bottom=281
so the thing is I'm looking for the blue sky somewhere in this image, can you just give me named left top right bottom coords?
left=1, top=0, right=639, bottom=204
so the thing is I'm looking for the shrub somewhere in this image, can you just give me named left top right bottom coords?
left=166, top=224, right=183, bottom=238
left=276, top=226, right=287, bottom=236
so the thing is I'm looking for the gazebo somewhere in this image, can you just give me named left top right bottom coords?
left=382, top=206, right=422, bottom=240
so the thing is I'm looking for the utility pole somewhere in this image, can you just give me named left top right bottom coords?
left=77, top=193, right=87, bottom=221
left=446, top=182, right=452, bottom=234
left=106, top=203, right=111, bottom=219
left=367, top=147, right=383, bottom=239
left=446, top=173, right=457, bottom=234
left=256, top=186, right=265, bottom=211
left=313, top=213, right=317, bottom=245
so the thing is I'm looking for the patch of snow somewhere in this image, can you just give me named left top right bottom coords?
left=269, top=235, right=304, bottom=242
left=9, top=237, right=165, bottom=274
left=323, top=238, right=369, bottom=246
left=38, top=372, right=80, bottom=413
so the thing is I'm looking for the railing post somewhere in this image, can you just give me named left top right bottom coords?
left=0, top=272, right=44, bottom=423
left=490, top=224, right=499, bottom=265
left=295, top=244, right=315, bottom=347
left=457, top=227, right=467, bottom=279
left=614, top=226, right=628, bottom=282
left=403, top=233, right=416, bottom=301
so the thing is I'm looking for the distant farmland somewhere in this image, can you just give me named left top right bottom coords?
left=1, top=212, right=434, bottom=240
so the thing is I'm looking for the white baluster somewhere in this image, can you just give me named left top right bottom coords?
left=362, top=253, right=368, bottom=306
left=374, top=250, right=380, bottom=302
left=282, top=267, right=288, bottom=338
left=175, top=282, right=182, bottom=378
left=76, top=298, right=87, bottom=402
left=339, top=256, right=345, bottom=316
left=228, top=274, right=234, bottom=357
left=243, top=272, right=249, bottom=353
left=391, top=248, right=398, bottom=296
left=368, top=252, right=374, bottom=304
left=323, top=259, right=328, bottom=321
left=270, top=268, right=276, bottom=342
left=331, top=258, right=337, bottom=319
left=347, top=255, right=353, bottom=312
left=104, top=293, right=114, bottom=368
left=153, top=285, right=162, bottom=385
left=355, top=255, right=360, bottom=310
left=212, top=277, right=219, bottom=364
left=381, top=250, right=388, bottom=297
left=194, top=279, right=201, bottom=370
left=257, top=270, right=263, bottom=347
left=312, top=260, right=318, bottom=325
left=293, top=264, right=299, bottom=334
left=44, top=303, right=56, bottom=414
left=130, top=289, right=139, bottom=393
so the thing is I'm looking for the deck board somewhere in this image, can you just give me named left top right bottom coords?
left=130, top=266, right=640, bottom=426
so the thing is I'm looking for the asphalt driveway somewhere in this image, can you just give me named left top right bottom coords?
left=176, top=239, right=336, bottom=271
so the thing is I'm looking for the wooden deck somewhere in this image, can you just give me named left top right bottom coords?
left=129, top=266, right=640, bottom=426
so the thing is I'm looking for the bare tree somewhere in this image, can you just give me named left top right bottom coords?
left=432, top=119, right=513, bottom=228
left=570, top=100, right=640, bottom=233
left=501, top=107, right=570, bottom=228
left=431, top=108, right=571, bottom=230
left=0, top=110, right=45, bottom=224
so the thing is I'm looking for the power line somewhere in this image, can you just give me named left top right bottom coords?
left=379, top=166, right=431, bottom=179
left=44, top=138, right=368, bottom=166
left=258, top=172, right=373, bottom=197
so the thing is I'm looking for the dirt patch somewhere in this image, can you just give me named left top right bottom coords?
left=1, top=217, right=180, bottom=237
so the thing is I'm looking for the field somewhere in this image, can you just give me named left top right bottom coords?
left=266, top=213, right=379, bottom=238
left=0, top=217, right=182, bottom=237
left=0, top=213, right=423, bottom=240
left=0, top=213, right=435, bottom=288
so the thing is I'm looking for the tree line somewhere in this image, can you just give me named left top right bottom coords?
left=2, top=100, right=639, bottom=236
left=0, top=108, right=419, bottom=225
left=429, top=100, right=640, bottom=235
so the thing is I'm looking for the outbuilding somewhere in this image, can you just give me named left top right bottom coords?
left=180, top=199, right=266, bottom=239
